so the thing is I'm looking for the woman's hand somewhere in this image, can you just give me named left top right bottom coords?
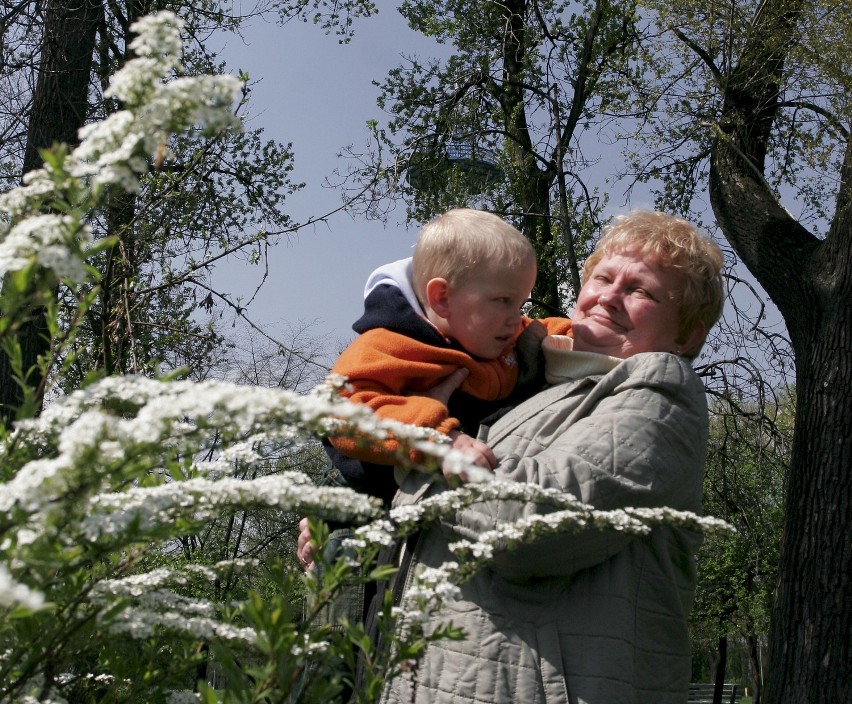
left=418, top=366, right=470, bottom=406
left=297, top=516, right=314, bottom=571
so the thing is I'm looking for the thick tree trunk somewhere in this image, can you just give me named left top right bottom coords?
left=0, top=0, right=101, bottom=426
left=708, top=1, right=852, bottom=701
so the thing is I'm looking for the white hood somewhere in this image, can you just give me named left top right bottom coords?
left=363, top=257, right=425, bottom=316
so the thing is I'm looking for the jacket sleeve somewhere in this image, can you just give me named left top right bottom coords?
left=329, top=330, right=465, bottom=465
left=537, top=316, right=574, bottom=335
left=441, top=354, right=707, bottom=580
left=512, top=317, right=574, bottom=399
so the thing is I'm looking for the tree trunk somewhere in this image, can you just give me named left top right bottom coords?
left=747, top=634, right=762, bottom=704
left=498, top=0, right=560, bottom=311
left=96, top=0, right=149, bottom=375
left=708, top=1, right=852, bottom=701
left=0, top=0, right=101, bottom=426
left=712, top=635, right=728, bottom=704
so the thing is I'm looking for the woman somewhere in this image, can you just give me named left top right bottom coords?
left=299, top=210, right=724, bottom=703
left=380, top=211, right=725, bottom=704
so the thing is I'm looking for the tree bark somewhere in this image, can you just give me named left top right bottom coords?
left=498, top=0, right=560, bottom=311
left=712, top=635, right=728, bottom=704
left=708, top=1, right=851, bottom=701
left=0, top=0, right=101, bottom=426
left=747, top=634, right=763, bottom=704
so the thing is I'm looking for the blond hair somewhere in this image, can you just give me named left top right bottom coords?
left=412, top=209, right=536, bottom=302
left=583, top=211, right=725, bottom=358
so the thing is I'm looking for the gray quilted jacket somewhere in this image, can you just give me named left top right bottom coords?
left=383, top=351, right=707, bottom=704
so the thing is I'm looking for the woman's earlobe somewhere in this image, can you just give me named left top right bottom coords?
left=680, top=321, right=707, bottom=356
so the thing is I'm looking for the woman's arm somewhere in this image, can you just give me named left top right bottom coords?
left=440, top=353, right=707, bottom=579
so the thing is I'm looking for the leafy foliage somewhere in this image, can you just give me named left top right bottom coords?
left=336, top=0, right=651, bottom=308
left=691, top=391, right=791, bottom=687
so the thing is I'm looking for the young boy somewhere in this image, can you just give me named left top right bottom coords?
left=295, top=211, right=569, bottom=693
left=325, top=208, right=572, bottom=502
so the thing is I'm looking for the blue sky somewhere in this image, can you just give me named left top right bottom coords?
left=217, top=9, right=439, bottom=357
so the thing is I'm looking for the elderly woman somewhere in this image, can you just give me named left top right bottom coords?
left=380, top=210, right=725, bottom=704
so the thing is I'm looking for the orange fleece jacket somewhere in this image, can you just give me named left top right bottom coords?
left=329, top=316, right=572, bottom=464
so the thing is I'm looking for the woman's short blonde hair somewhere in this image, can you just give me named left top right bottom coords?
left=412, top=209, right=536, bottom=302
left=582, top=211, right=725, bottom=358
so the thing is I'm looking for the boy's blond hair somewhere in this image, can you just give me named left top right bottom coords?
left=582, top=210, right=725, bottom=357
left=412, top=209, right=536, bottom=303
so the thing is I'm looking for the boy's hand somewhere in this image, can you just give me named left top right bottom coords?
left=412, top=368, right=497, bottom=481
left=443, top=429, right=497, bottom=483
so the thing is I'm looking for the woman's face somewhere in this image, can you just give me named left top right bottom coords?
left=571, top=251, right=687, bottom=359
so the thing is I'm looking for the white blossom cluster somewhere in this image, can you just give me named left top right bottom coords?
left=95, top=583, right=255, bottom=646
left=1, top=375, right=397, bottom=528
left=82, top=474, right=379, bottom=541
left=289, top=632, right=332, bottom=658
left=448, top=499, right=734, bottom=568
left=345, top=519, right=398, bottom=551
left=0, top=564, right=44, bottom=610
left=11, top=374, right=448, bottom=460
left=92, top=560, right=257, bottom=600
left=396, top=561, right=461, bottom=626
left=448, top=506, right=644, bottom=562
left=625, top=506, right=734, bottom=534
left=108, top=601, right=256, bottom=644
left=338, top=481, right=562, bottom=560
left=0, top=11, right=241, bottom=283
left=389, top=479, right=588, bottom=528
left=1, top=373, right=471, bottom=532
left=73, top=11, right=240, bottom=192
left=53, top=672, right=114, bottom=686
left=0, top=214, right=90, bottom=282
left=337, top=476, right=735, bottom=606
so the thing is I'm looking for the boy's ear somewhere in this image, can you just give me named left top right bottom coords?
left=425, top=278, right=451, bottom=319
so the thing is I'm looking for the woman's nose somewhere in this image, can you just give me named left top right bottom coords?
left=598, top=287, right=619, bottom=306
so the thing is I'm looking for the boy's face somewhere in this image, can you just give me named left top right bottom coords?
left=438, top=261, right=537, bottom=359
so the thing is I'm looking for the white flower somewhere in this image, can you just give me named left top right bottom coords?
left=0, top=214, right=89, bottom=281
left=0, top=564, right=44, bottom=610
left=128, top=12, right=185, bottom=67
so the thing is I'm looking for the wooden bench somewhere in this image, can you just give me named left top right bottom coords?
left=687, top=683, right=741, bottom=704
